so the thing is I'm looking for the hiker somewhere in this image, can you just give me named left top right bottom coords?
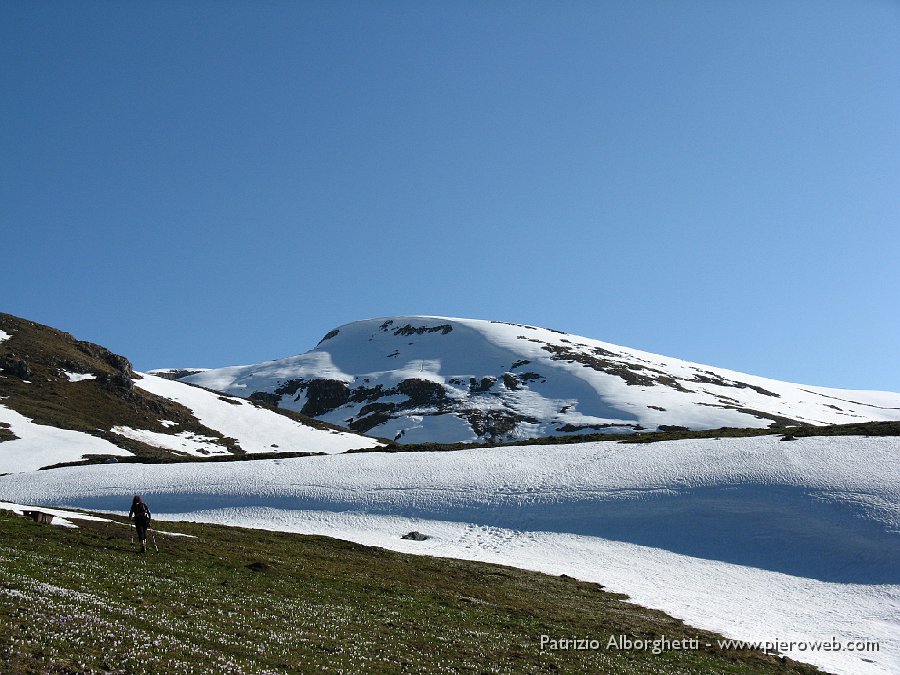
left=128, top=495, right=152, bottom=553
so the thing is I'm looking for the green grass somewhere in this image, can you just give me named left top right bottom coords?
left=0, top=512, right=822, bottom=674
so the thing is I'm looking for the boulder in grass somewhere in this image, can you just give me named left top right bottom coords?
left=0, top=357, right=30, bottom=380
left=23, top=510, right=54, bottom=525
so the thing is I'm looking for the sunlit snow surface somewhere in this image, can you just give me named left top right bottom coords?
left=0, top=435, right=897, bottom=674
left=63, top=371, right=97, bottom=382
left=110, top=426, right=231, bottom=457
left=0, top=404, right=133, bottom=473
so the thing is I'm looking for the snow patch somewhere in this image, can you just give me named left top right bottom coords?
left=0, top=403, right=132, bottom=474
left=371, top=413, right=478, bottom=444
left=0, top=501, right=114, bottom=528
left=110, top=426, right=231, bottom=456
left=64, top=371, right=97, bottom=382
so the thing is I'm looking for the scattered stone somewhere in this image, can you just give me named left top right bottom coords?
left=300, top=379, right=350, bottom=417
left=502, top=373, right=519, bottom=390
left=459, top=596, right=487, bottom=604
left=0, top=356, right=30, bottom=379
left=318, top=328, right=340, bottom=344
left=23, top=510, right=54, bottom=525
left=98, top=372, right=134, bottom=391
left=397, top=378, right=446, bottom=404
left=151, top=369, right=204, bottom=381
left=392, top=324, right=452, bottom=337
left=249, top=391, right=280, bottom=406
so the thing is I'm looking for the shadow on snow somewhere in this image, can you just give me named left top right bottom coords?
left=69, top=484, right=899, bottom=585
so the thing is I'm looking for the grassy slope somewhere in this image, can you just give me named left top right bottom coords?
left=0, top=312, right=376, bottom=464
left=0, top=312, right=237, bottom=460
left=0, top=512, right=821, bottom=674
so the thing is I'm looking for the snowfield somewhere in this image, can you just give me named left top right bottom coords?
left=0, top=403, right=133, bottom=473
left=0, top=434, right=897, bottom=674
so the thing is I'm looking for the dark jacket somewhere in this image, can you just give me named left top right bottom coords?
left=129, top=498, right=151, bottom=524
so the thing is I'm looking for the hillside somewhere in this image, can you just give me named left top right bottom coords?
left=0, top=313, right=384, bottom=473
left=174, top=316, right=900, bottom=444
left=0, top=507, right=820, bottom=674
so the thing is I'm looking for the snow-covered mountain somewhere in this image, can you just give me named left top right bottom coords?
left=173, top=316, right=900, bottom=444
left=0, top=313, right=384, bottom=473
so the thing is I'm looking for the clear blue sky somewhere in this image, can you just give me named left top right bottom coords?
left=2, top=1, right=898, bottom=391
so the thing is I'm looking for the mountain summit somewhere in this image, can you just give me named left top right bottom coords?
left=170, top=316, right=900, bottom=444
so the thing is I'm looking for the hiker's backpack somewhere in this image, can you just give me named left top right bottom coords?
left=135, top=502, right=151, bottom=523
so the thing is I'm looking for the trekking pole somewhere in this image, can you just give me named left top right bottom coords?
left=151, top=529, right=158, bottom=552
